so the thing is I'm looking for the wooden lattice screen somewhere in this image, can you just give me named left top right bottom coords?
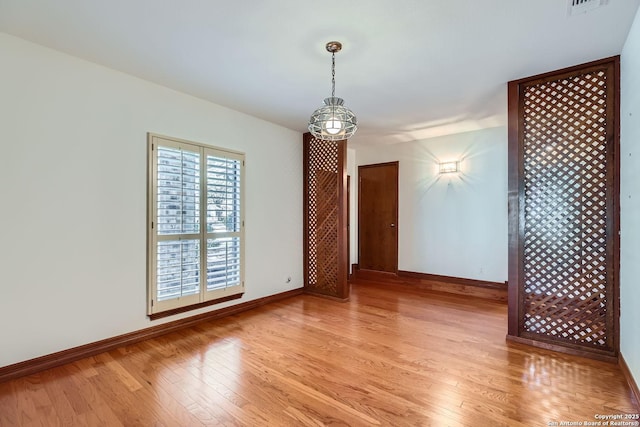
left=303, top=133, right=349, bottom=300
left=508, top=57, right=620, bottom=360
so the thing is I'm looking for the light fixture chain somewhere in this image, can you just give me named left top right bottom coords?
left=331, top=52, right=335, bottom=98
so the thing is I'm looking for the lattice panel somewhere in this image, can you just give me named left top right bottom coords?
left=306, top=136, right=339, bottom=295
left=521, top=70, right=611, bottom=350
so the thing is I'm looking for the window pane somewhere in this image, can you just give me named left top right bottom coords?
left=157, top=146, right=200, bottom=235
left=207, top=156, right=241, bottom=233
left=207, top=237, right=241, bottom=291
left=157, top=240, right=200, bottom=301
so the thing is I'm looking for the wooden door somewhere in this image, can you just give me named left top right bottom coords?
left=358, top=162, right=398, bottom=273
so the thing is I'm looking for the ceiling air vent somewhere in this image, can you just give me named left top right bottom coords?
left=568, top=0, right=608, bottom=16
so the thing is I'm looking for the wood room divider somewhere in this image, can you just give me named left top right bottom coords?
left=507, top=56, right=620, bottom=361
left=303, top=132, right=349, bottom=300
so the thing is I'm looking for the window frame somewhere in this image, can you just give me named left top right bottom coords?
left=147, top=133, right=245, bottom=318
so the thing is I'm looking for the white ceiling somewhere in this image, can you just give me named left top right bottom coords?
left=1, top=0, right=638, bottom=148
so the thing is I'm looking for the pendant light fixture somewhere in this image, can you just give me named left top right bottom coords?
left=308, top=41, right=357, bottom=141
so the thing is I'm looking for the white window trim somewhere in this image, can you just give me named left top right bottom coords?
left=147, top=133, right=245, bottom=317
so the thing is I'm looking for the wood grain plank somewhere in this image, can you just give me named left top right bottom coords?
left=0, top=280, right=636, bottom=425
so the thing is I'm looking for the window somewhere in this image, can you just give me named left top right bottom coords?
left=147, top=133, right=244, bottom=317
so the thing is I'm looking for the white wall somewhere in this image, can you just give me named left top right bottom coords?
left=354, top=127, right=508, bottom=283
left=0, top=34, right=303, bottom=368
left=620, top=6, right=640, bottom=390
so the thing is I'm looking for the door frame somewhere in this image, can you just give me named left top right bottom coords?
left=357, top=161, right=399, bottom=274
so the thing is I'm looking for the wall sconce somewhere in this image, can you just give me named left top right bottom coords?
left=439, top=161, right=459, bottom=174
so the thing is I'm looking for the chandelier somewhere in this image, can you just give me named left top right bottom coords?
left=308, top=41, right=358, bottom=141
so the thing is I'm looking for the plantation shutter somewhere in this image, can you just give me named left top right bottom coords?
left=205, top=150, right=243, bottom=294
left=148, top=134, right=244, bottom=316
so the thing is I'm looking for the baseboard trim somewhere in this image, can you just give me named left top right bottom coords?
left=304, top=289, right=350, bottom=302
left=0, top=287, right=304, bottom=384
left=619, top=352, right=640, bottom=410
left=506, top=334, right=618, bottom=363
left=351, top=266, right=507, bottom=302
left=398, top=271, right=507, bottom=290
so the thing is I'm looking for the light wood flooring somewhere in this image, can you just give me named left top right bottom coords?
left=0, top=280, right=637, bottom=426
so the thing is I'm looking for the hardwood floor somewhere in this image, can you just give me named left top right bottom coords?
left=0, top=280, right=637, bottom=426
